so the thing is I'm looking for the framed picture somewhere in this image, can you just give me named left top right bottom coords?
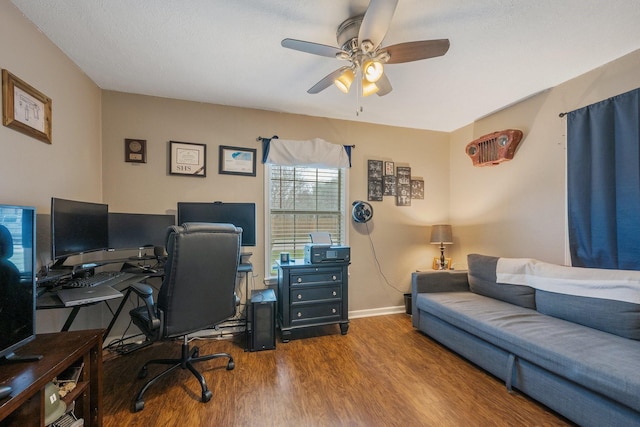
left=368, top=160, right=383, bottom=179
left=432, top=257, right=452, bottom=270
left=385, top=161, right=395, bottom=176
left=170, top=141, right=206, bottom=177
left=411, top=179, right=424, bottom=199
left=2, top=69, right=52, bottom=144
left=396, top=166, right=411, bottom=206
left=219, top=145, right=257, bottom=176
left=383, top=175, right=396, bottom=196
left=124, top=138, right=147, bottom=163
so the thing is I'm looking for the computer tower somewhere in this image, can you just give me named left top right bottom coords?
left=248, top=289, right=276, bottom=351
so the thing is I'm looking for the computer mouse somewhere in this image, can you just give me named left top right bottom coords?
left=0, top=385, right=12, bottom=399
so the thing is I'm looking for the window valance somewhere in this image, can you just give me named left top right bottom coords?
left=261, top=137, right=352, bottom=169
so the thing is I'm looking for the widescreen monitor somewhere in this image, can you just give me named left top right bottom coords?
left=108, top=212, right=175, bottom=250
left=51, top=198, right=109, bottom=263
left=0, top=204, right=36, bottom=361
left=177, top=202, right=256, bottom=246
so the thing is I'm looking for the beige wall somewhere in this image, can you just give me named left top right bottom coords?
left=1, top=0, right=103, bottom=332
left=5, top=0, right=640, bottom=335
left=101, top=91, right=450, bottom=313
left=448, top=48, right=640, bottom=267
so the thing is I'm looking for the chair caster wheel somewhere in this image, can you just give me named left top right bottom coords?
left=138, top=366, right=148, bottom=379
left=202, top=390, right=212, bottom=402
left=227, top=360, right=235, bottom=370
left=134, top=400, right=145, bottom=412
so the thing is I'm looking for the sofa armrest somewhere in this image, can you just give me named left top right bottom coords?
left=411, top=270, right=469, bottom=328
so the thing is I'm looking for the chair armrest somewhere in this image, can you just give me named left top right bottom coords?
left=130, top=282, right=161, bottom=330
left=412, top=270, right=469, bottom=294
left=411, top=271, right=469, bottom=328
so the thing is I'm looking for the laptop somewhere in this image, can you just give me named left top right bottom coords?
left=57, top=285, right=123, bottom=307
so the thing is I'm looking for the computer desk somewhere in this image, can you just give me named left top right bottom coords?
left=36, top=263, right=253, bottom=344
left=36, top=272, right=153, bottom=341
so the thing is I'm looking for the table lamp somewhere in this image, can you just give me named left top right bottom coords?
left=430, top=224, right=453, bottom=270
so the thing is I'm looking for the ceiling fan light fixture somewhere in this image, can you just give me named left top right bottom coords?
left=362, top=59, right=384, bottom=83
left=361, top=78, right=379, bottom=97
left=334, top=68, right=355, bottom=93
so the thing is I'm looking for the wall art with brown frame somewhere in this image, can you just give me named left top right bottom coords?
left=2, top=69, right=52, bottom=144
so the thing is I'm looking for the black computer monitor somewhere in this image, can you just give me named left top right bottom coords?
left=51, top=198, right=109, bottom=265
left=177, top=201, right=256, bottom=246
left=108, top=212, right=175, bottom=250
left=0, top=204, right=37, bottom=362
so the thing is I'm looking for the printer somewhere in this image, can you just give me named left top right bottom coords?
left=304, top=244, right=350, bottom=264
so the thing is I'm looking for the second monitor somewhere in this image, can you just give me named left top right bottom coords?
left=177, top=202, right=256, bottom=247
left=108, top=212, right=176, bottom=251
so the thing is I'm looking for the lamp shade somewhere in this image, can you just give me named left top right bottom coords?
left=362, top=59, right=383, bottom=83
left=334, top=68, right=355, bottom=93
left=430, top=224, right=453, bottom=244
left=361, top=78, right=379, bottom=97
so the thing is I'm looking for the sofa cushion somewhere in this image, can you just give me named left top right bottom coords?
left=467, top=254, right=535, bottom=309
left=416, top=291, right=640, bottom=413
left=536, top=290, right=640, bottom=340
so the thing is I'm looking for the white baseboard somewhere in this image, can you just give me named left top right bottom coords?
left=104, top=308, right=408, bottom=345
left=349, top=305, right=406, bottom=319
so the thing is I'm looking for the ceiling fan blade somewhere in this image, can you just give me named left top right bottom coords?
left=384, top=39, right=450, bottom=64
left=376, top=73, right=392, bottom=96
left=358, top=0, right=399, bottom=52
left=307, top=66, right=351, bottom=94
left=281, top=38, right=344, bottom=58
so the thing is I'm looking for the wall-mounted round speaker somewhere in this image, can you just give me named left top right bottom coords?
left=352, top=201, right=373, bottom=223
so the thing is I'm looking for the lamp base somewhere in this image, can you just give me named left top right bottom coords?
left=439, top=245, right=447, bottom=270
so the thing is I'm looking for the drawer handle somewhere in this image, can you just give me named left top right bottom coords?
left=332, top=308, right=337, bottom=314
left=297, top=312, right=302, bottom=318
left=297, top=278, right=302, bottom=283
left=297, top=294, right=302, bottom=300
left=332, top=291, right=337, bottom=296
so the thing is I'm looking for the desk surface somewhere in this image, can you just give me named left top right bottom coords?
left=36, top=273, right=150, bottom=309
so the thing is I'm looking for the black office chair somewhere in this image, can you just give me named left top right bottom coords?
left=128, top=223, right=241, bottom=412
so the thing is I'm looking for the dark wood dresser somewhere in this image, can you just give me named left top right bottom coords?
left=277, top=260, right=349, bottom=342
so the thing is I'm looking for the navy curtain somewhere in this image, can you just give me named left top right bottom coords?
left=567, top=87, right=640, bottom=270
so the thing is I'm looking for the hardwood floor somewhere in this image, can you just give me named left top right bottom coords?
left=103, top=314, right=573, bottom=426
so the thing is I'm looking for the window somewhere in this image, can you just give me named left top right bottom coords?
left=265, top=165, right=347, bottom=276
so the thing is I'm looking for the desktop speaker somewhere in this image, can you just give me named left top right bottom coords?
left=248, top=289, right=276, bottom=352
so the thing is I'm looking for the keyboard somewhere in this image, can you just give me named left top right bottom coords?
left=63, top=271, right=137, bottom=288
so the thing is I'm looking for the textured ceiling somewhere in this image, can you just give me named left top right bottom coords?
left=10, top=0, right=640, bottom=132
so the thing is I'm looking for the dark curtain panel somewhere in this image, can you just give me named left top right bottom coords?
left=567, top=87, right=640, bottom=270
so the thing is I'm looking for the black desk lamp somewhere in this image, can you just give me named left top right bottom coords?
left=430, top=224, right=453, bottom=270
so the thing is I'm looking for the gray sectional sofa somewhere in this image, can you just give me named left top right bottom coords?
left=411, top=254, right=640, bottom=426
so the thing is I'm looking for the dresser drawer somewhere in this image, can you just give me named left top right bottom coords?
left=290, top=270, right=342, bottom=286
left=290, top=302, right=342, bottom=324
left=290, top=286, right=341, bottom=305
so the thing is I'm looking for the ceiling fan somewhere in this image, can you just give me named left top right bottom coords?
left=281, top=0, right=450, bottom=97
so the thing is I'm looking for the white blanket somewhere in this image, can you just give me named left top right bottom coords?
left=496, top=257, right=640, bottom=304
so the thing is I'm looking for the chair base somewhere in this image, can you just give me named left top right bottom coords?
left=133, top=336, right=234, bottom=412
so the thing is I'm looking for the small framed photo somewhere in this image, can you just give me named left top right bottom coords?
left=383, top=175, right=396, bottom=196
left=432, top=257, right=452, bottom=270
left=170, top=141, right=206, bottom=177
left=124, top=138, right=147, bottom=163
left=368, top=160, right=383, bottom=179
left=219, top=145, right=257, bottom=176
left=385, top=161, right=395, bottom=176
left=411, top=179, right=424, bottom=199
left=2, top=69, right=52, bottom=144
